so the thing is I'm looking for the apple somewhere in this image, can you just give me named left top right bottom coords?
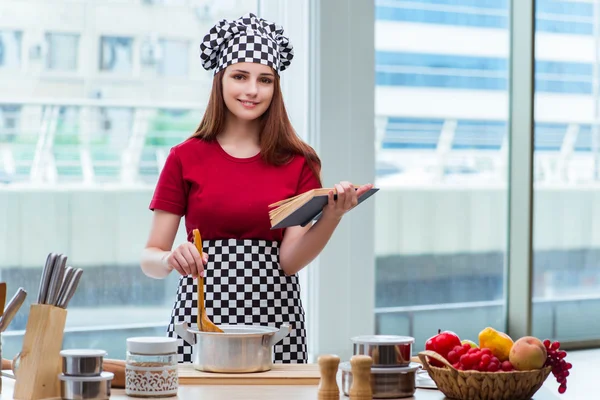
left=509, top=336, right=547, bottom=371
left=425, top=329, right=462, bottom=367
left=461, top=339, right=478, bottom=349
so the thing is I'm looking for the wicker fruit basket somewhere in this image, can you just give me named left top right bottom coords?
left=418, top=350, right=552, bottom=400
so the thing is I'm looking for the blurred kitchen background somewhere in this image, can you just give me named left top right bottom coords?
left=1, top=0, right=600, bottom=360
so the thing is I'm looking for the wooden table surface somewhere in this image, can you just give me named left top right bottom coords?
left=2, top=348, right=594, bottom=399
left=0, top=380, right=564, bottom=400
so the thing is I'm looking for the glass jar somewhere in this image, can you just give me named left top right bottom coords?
left=125, top=337, right=178, bottom=398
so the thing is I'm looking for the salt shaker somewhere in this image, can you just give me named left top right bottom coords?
left=349, top=355, right=372, bottom=400
left=318, top=354, right=340, bottom=399
left=125, top=337, right=178, bottom=398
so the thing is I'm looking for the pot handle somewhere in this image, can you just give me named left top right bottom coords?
left=269, top=323, right=291, bottom=347
left=174, top=322, right=196, bottom=345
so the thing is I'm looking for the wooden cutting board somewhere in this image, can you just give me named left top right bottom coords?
left=178, top=363, right=321, bottom=385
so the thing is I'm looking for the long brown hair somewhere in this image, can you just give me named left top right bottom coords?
left=190, top=69, right=322, bottom=185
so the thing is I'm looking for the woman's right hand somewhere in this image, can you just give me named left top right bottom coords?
left=166, top=242, right=208, bottom=278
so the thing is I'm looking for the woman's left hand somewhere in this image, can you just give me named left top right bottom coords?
left=321, top=181, right=374, bottom=221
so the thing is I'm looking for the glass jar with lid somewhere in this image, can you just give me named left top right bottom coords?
left=125, top=336, right=178, bottom=397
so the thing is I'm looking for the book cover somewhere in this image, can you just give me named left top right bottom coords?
left=270, top=187, right=379, bottom=229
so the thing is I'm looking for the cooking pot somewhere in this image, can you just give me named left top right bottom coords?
left=351, top=335, right=414, bottom=368
left=174, top=322, right=291, bottom=373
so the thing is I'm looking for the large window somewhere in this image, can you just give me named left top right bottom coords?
left=374, top=0, right=600, bottom=352
left=532, top=0, right=600, bottom=343
left=5, top=0, right=595, bottom=367
left=374, top=0, right=509, bottom=351
left=0, top=0, right=264, bottom=361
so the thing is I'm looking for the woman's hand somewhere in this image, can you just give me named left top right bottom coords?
left=321, top=181, right=374, bottom=221
left=166, top=242, right=208, bottom=278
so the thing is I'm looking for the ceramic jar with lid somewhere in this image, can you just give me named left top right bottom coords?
left=125, top=337, right=178, bottom=398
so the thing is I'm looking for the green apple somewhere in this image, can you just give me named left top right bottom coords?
left=461, top=339, right=479, bottom=349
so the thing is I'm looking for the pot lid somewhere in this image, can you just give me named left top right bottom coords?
left=339, top=361, right=421, bottom=374
left=351, top=335, right=415, bottom=345
left=127, top=336, right=177, bottom=354
left=187, top=324, right=279, bottom=336
left=58, top=371, right=114, bottom=382
left=60, top=349, right=107, bottom=358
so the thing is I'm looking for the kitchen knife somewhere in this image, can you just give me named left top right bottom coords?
left=0, top=288, right=27, bottom=332
left=46, top=254, right=66, bottom=306
left=55, top=266, right=74, bottom=307
left=58, top=268, right=83, bottom=309
left=37, top=253, right=56, bottom=304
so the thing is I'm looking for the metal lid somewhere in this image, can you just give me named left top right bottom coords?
left=351, top=335, right=415, bottom=345
left=127, top=337, right=177, bottom=355
left=187, top=324, right=278, bottom=336
left=58, top=371, right=114, bottom=382
left=339, top=361, right=421, bottom=374
left=60, top=349, right=107, bottom=358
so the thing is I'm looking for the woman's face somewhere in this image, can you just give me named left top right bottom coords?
left=222, top=62, right=275, bottom=121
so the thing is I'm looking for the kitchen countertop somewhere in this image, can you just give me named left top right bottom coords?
left=0, top=348, right=594, bottom=400
left=0, top=380, right=565, bottom=400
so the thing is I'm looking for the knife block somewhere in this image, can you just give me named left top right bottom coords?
left=13, top=304, right=67, bottom=400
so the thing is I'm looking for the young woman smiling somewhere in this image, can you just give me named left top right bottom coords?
left=140, top=12, right=373, bottom=364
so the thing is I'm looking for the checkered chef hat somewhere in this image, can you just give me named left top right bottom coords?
left=199, top=13, right=294, bottom=75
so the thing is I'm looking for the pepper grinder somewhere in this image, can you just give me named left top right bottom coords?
left=317, top=354, right=340, bottom=400
left=349, top=354, right=372, bottom=400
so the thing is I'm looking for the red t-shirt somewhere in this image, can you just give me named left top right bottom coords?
left=149, top=138, right=322, bottom=243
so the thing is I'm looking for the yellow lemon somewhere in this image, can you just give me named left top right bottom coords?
left=478, top=327, right=514, bottom=362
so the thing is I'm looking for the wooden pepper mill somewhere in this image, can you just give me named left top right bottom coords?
left=317, top=354, right=340, bottom=400
left=349, top=354, right=373, bottom=400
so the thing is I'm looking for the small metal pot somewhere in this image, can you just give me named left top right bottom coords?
left=60, top=349, right=107, bottom=376
left=58, top=371, right=113, bottom=400
left=340, top=361, right=421, bottom=399
left=351, top=335, right=414, bottom=367
left=175, top=322, right=291, bottom=373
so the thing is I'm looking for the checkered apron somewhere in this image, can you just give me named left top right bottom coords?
left=166, top=239, right=307, bottom=364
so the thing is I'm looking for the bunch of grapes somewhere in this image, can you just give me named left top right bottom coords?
left=446, top=343, right=514, bottom=372
left=543, top=340, right=572, bottom=394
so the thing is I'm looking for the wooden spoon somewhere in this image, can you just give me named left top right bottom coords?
left=192, top=229, right=223, bottom=333
left=0, top=282, right=6, bottom=318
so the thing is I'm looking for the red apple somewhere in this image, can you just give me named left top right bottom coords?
left=425, top=329, right=462, bottom=367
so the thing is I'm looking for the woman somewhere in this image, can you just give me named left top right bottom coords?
left=140, top=12, right=373, bottom=363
